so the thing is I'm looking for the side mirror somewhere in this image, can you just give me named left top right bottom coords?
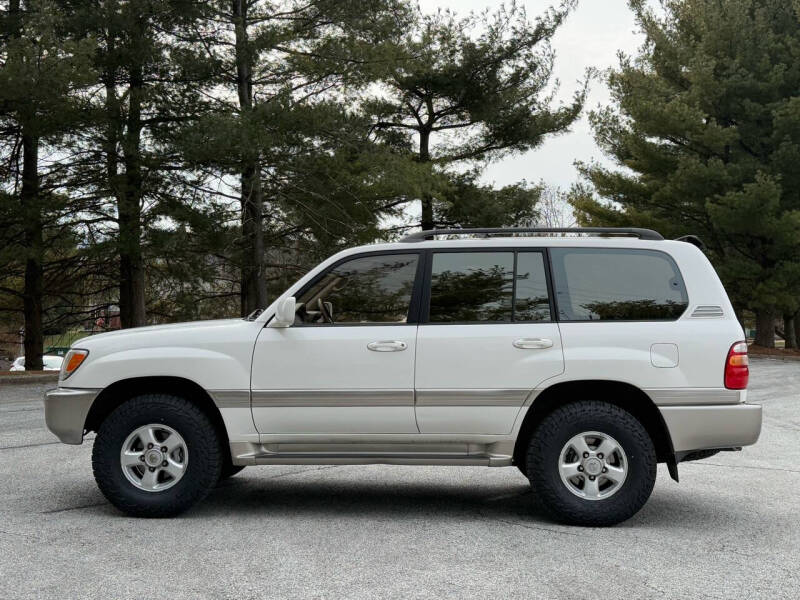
left=270, top=296, right=296, bottom=328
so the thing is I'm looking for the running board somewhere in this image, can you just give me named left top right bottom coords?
left=230, top=442, right=514, bottom=467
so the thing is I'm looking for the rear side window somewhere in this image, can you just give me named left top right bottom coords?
left=427, top=251, right=551, bottom=323
left=549, top=248, right=688, bottom=321
left=428, top=252, right=514, bottom=322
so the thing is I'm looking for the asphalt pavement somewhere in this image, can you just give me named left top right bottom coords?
left=1, top=358, right=798, bottom=599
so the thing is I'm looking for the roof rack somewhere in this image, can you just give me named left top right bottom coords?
left=399, top=227, right=664, bottom=242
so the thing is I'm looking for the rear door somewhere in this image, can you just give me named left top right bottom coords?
left=414, top=249, right=564, bottom=434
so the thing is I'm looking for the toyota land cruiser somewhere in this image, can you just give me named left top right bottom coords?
left=44, top=227, right=761, bottom=525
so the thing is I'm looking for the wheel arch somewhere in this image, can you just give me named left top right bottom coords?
left=84, top=376, right=231, bottom=457
left=514, top=379, right=674, bottom=472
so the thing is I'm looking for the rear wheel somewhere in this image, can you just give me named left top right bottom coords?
left=526, top=401, right=656, bottom=526
left=92, top=393, right=223, bottom=517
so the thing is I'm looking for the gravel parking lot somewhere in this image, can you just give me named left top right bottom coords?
left=1, top=358, right=798, bottom=600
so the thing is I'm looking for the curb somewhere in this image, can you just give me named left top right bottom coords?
left=0, top=374, right=59, bottom=386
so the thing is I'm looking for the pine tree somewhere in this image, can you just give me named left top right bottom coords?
left=571, top=0, right=800, bottom=347
left=58, top=0, right=216, bottom=328
left=175, top=0, right=414, bottom=314
left=0, top=0, right=94, bottom=367
left=366, top=1, right=586, bottom=230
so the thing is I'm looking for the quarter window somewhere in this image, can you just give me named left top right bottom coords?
left=515, top=252, right=551, bottom=322
left=549, top=248, right=688, bottom=321
left=297, top=254, right=419, bottom=324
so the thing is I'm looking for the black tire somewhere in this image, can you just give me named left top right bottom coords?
left=220, top=462, right=246, bottom=481
left=526, top=401, right=656, bottom=526
left=92, top=393, right=223, bottom=517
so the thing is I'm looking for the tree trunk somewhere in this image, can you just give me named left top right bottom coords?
left=418, top=129, right=434, bottom=230
left=240, top=161, right=267, bottom=316
left=733, top=305, right=744, bottom=330
left=21, top=133, right=44, bottom=371
left=233, top=0, right=267, bottom=316
left=117, top=25, right=147, bottom=328
left=420, top=194, right=434, bottom=231
left=10, top=0, right=44, bottom=370
left=794, top=312, right=800, bottom=350
left=754, top=309, right=775, bottom=348
left=784, top=314, right=797, bottom=349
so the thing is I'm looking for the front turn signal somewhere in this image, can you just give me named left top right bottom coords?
left=60, top=349, right=89, bottom=381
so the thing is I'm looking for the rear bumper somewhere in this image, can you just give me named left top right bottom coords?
left=659, top=403, right=762, bottom=453
left=44, top=387, right=99, bottom=444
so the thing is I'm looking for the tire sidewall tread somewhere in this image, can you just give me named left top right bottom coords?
left=526, top=400, right=657, bottom=526
left=92, top=393, right=223, bottom=518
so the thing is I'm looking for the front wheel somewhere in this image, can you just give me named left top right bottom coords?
left=92, top=394, right=223, bottom=517
left=526, top=401, right=656, bottom=526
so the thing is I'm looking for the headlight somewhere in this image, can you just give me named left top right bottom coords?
left=60, top=349, right=89, bottom=381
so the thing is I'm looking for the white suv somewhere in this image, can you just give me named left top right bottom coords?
left=44, top=227, right=761, bottom=525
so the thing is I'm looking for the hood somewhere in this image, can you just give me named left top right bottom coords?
left=73, top=318, right=248, bottom=353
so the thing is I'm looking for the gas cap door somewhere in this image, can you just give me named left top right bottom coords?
left=651, top=343, right=679, bottom=368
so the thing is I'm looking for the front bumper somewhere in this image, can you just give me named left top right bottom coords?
left=44, top=387, right=99, bottom=444
left=659, top=403, right=762, bottom=453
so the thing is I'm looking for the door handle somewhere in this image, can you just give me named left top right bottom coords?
left=367, top=340, right=408, bottom=352
left=513, top=338, right=553, bottom=349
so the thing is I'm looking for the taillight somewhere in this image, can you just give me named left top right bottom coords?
left=724, top=341, right=749, bottom=389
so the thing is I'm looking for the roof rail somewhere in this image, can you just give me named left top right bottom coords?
left=399, top=227, right=664, bottom=242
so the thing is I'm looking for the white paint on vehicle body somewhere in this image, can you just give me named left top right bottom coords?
left=54, top=235, right=754, bottom=455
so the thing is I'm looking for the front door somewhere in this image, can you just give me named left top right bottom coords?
left=414, top=249, right=564, bottom=434
left=251, top=251, right=423, bottom=434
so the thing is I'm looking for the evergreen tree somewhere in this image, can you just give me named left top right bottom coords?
left=367, top=1, right=586, bottom=230
left=0, top=0, right=94, bottom=367
left=175, top=0, right=414, bottom=315
left=56, top=0, right=216, bottom=328
left=571, top=0, right=800, bottom=347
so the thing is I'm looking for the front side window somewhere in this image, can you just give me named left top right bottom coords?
left=550, top=248, right=688, bottom=321
left=297, top=254, right=419, bottom=324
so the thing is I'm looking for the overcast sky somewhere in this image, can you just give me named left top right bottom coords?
left=417, top=0, right=645, bottom=192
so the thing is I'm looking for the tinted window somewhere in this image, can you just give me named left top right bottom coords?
left=298, top=254, right=418, bottom=324
left=429, top=252, right=514, bottom=322
left=515, top=252, right=551, bottom=321
left=550, top=248, right=688, bottom=321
